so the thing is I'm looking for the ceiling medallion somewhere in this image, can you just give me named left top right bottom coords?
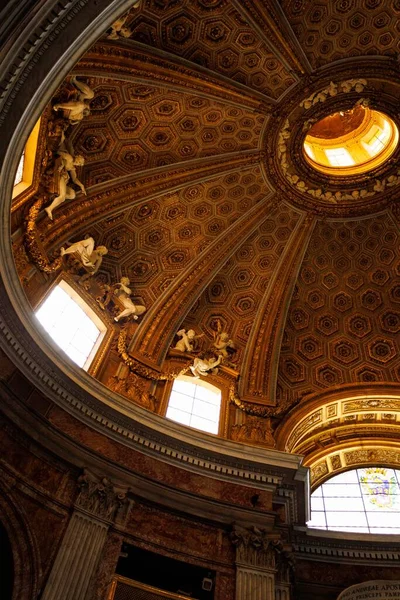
left=277, top=78, right=400, bottom=204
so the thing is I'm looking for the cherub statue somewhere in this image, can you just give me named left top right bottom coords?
left=113, top=277, right=146, bottom=322
left=190, top=353, right=221, bottom=378
left=61, top=236, right=108, bottom=281
left=174, top=328, right=203, bottom=352
left=107, top=0, right=140, bottom=38
left=107, top=13, right=131, bottom=39
left=53, top=76, right=95, bottom=125
left=45, top=133, right=86, bottom=220
left=212, top=320, right=235, bottom=359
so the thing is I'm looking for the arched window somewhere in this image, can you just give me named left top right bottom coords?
left=308, top=467, right=400, bottom=534
left=35, top=279, right=107, bottom=370
left=166, top=377, right=221, bottom=434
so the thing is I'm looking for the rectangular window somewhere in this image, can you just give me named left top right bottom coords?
left=325, top=148, right=355, bottom=167
left=35, top=280, right=107, bottom=370
left=166, top=377, right=221, bottom=434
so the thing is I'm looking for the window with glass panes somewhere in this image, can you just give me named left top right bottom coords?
left=36, top=280, right=106, bottom=370
left=166, top=377, right=221, bottom=434
left=308, top=467, right=400, bottom=534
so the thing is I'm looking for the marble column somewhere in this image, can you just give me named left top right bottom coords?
left=41, top=470, right=132, bottom=600
left=230, top=525, right=294, bottom=600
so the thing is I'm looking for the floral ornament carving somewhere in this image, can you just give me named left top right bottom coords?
left=231, top=417, right=276, bottom=448
left=278, top=78, right=400, bottom=203
left=108, top=372, right=158, bottom=412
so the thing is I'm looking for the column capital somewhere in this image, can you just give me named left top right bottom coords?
left=230, top=524, right=295, bottom=573
left=75, top=469, right=133, bottom=525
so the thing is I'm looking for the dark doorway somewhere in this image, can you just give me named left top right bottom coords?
left=0, top=521, right=14, bottom=600
left=117, top=544, right=215, bottom=600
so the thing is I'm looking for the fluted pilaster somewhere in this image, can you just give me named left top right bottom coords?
left=230, top=525, right=293, bottom=600
left=41, top=512, right=108, bottom=600
left=236, top=567, right=275, bottom=600
left=41, top=470, right=132, bottom=600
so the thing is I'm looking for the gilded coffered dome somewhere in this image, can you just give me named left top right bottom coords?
left=5, top=0, right=400, bottom=482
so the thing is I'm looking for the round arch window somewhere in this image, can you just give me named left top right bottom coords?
left=303, top=106, right=398, bottom=176
left=308, top=467, right=400, bottom=534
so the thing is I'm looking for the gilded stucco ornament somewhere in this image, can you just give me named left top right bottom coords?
left=277, top=78, right=400, bottom=204
left=24, top=196, right=63, bottom=273
left=229, top=382, right=300, bottom=419
left=108, top=371, right=158, bottom=412
left=231, top=417, right=276, bottom=448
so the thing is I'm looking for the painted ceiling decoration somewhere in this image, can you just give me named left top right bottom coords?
left=10, top=0, right=400, bottom=464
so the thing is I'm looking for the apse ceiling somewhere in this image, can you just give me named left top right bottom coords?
left=16, top=0, right=400, bottom=421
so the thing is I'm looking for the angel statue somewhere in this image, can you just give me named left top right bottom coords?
left=212, top=320, right=235, bottom=359
left=53, top=76, right=94, bottom=125
left=60, top=236, right=108, bottom=282
left=113, top=277, right=146, bottom=322
left=174, top=328, right=204, bottom=353
left=45, top=133, right=86, bottom=220
left=190, top=353, right=221, bottom=378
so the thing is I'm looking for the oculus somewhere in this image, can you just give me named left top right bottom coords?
left=303, top=106, right=398, bottom=176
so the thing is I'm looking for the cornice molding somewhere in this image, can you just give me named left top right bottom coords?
left=294, top=530, right=400, bottom=564
left=0, top=378, right=305, bottom=530
left=0, top=295, right=305, bottom=487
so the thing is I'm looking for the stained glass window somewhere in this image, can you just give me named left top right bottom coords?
left=308, top=467, right=400, bottom=534
left=166, top=377, right=221, bottom=434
